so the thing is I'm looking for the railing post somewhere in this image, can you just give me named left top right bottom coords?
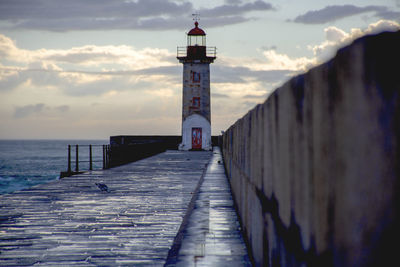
left=89, top=144, right=93, bottom=171
left=102, top=145, right=106, bottom=169
left=107, top=145, right=111, bottom=169
left=75, top=144, right=79, bottom=172
left=105, top=145, right=108, bottom=169
left=67, top=145, right=71, bottom=173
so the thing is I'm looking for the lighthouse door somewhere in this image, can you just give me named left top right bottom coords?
left=192, top=128, right=202, bottom=149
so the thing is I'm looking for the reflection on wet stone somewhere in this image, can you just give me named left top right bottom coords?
left=167, top=147, right=252, bottom=266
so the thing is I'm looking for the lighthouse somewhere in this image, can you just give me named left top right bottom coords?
left=177, top=20, right=216, bottom=150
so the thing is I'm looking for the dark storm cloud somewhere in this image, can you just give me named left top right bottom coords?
left=292, top=5, right=395, bottom=24
left=0, top=0, right=274, bottom=31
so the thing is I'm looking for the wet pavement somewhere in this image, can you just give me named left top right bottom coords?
left=0, top=148, right=251, bottom=266
left=167, top=147, right=252, bottom=266
left=0, top=150, right=211, bottom=266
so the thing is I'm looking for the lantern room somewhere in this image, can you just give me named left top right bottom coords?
left=187, top=21, right=206, bottom=46
left=177, top=21, right=216, bottom=62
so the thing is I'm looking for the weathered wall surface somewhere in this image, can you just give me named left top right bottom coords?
left=222, top=31, right=400, bottom=266
left=182, top=63, right=211, bottom=122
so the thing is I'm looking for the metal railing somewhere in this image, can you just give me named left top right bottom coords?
left=177, top=46, right=217, bottom=58
left=206, top=46, right=217, bottom=57
left=177, top=47, right=186, bottom=57
left=66, top=144, right=111, bottom=174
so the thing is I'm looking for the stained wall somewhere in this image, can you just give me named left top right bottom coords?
left=222, top=31, right=400, bottom=266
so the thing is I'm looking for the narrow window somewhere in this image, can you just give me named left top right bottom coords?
left=192, top=97, right=200, bottom=109
left=192, top=72, right=201, bottom=83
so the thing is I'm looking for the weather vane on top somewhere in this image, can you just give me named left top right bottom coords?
left=192, top=13, right=200, bottom=22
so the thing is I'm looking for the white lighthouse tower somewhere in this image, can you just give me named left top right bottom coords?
left=177, top=20, right=216, bottom=150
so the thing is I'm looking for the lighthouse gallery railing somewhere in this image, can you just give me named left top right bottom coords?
left=177, top=46, right=216, bottom=58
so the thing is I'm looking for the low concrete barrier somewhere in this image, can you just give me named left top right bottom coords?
left=109, top=135, right=222, bottom=167
left=109, top=136, right=181, bottom=167
left=222, top=31, right=400, bottom=266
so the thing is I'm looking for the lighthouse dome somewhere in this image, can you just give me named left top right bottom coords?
left=188, top=21, right=206, bottom=35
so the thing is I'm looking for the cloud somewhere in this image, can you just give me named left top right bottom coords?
left=0, top=66, right=22, bottom=91
left=368, top=8, right=400, bottom=21
left=243, top=93, right=267, bottom=99
left=0, top=32, right=182, bottom=96
left=0, top=31, right=295, bottom=99
left=212, top=64, right=295, bottom=84
left=0, top=34, right=174, bottom=69
left=3, top=20, right=396, bottom=102
left=46, top=46, right=174, bottom=70
left=4, top=19, right=392, bottom=98
left=200, top=0, right=274, bottom=17
left=212, top=93, right=231, bottom=98
left=55, top=105, right=70, bottom=113
left=309, top=20, right=400, bottom=61
left=0, top=0, right=275, bottom=31
left=242, top=100, right=258, bottom=110
left=225, top=0, right=242, bottom=4
left=13, top=104, right=70, bottom=118
left=292, top=5, right=398, bottom=24
left=260, top=49, right=315, bottom=71
left=0, top=35, right=31, bottom=61
left=0, top=0, right=191, bottom=21
left=260, top=45, right=277, bottom=51
left=0, top=65, right=179, bottom=97
left=136, top=66, right=180, bottom=76
left=375, top=9, right=400, bottom=20
left=14, top=103, right=45, bottom=118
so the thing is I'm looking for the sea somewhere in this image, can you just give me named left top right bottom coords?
left=0, top=140, right=108, bottom=195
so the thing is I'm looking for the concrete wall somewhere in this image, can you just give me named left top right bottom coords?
left=222, top=31, right=400, bottom=266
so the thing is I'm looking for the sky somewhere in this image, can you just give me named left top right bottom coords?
left=0, top=0, right=399, bottom=140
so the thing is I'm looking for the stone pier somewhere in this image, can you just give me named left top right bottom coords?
left=0, top=148, right=250, bottom=266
